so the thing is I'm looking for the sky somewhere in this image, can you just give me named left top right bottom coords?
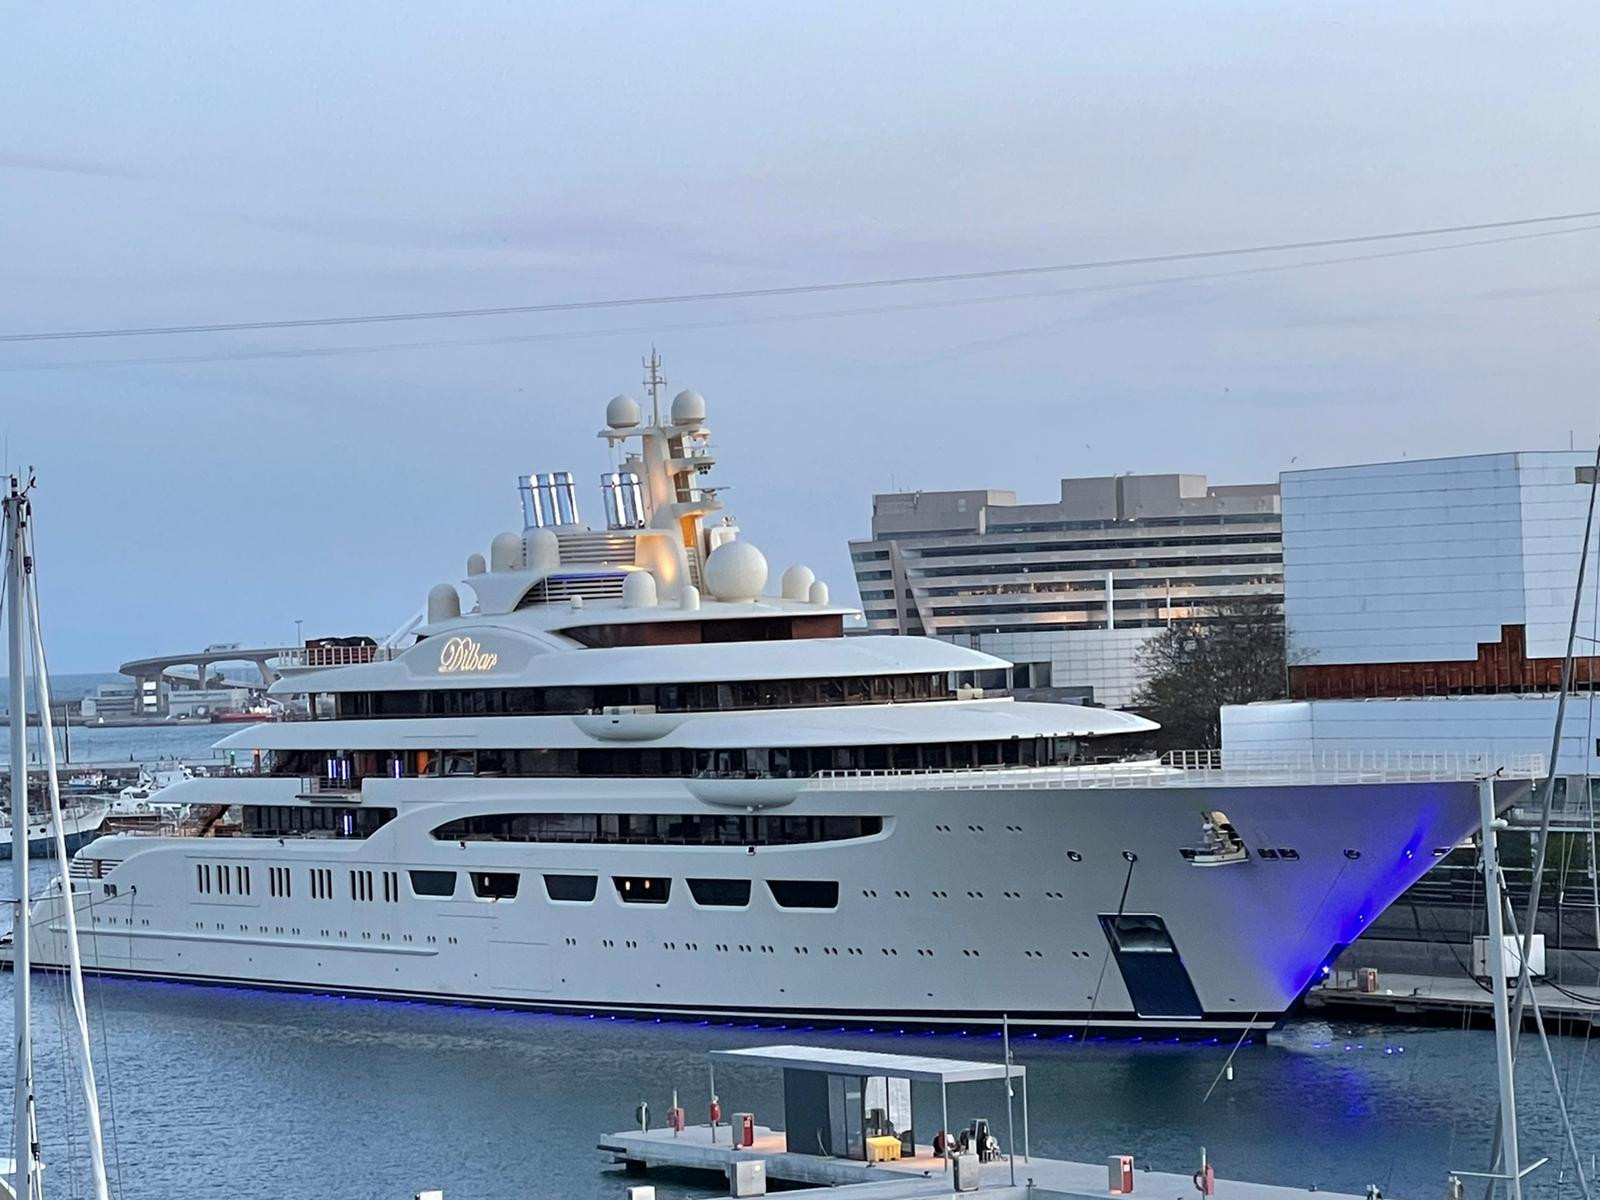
left=2, top=2, right=1598, bottom=672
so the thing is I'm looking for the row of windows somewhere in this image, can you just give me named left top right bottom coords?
left=194, top=862, right=838, bottom=910
left=924, top=593, right=1279, bottom=618
left=347, top=869, right=402, bottom=903
left=195, top=863, right=251, bottom=896
left=915, top=568, right=1283, bottom=597
left=469, top=872, right=838, bottom=909
left=430, top=812, right=884, bottom=847
left=901, top=533, right=1282, bottom=561
left=331, top=671, right=993, bottom=719
left=241, top=805, right=399, bottom=839
left=905, top=556, right=1283, bottom=583
left=271, top=736, right=1070, bottom=785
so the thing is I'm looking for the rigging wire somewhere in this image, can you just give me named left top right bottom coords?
left=24, top=518, right=127, bottom=1200
left=1501, top=895, right=1594, bottom=1200
left=1079, top=853, right=1137, bottom=1042
left=6, top=220, right=1600, bottom=375
left=1, top=209, right=1598, bottom=345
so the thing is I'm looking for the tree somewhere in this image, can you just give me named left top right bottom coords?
left=1131, top=597, right=1288, bottom=749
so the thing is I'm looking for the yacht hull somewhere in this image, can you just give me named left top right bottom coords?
left=15, top=775, right=1504, bottom=1033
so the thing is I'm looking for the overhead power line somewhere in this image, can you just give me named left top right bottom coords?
left=3, top=220, right=1597, bottom=373
left=0, top=208, right=1597, bottom=344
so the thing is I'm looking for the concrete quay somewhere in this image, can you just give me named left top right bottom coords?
left=601, top=1123, right=1376, bottom=1200
left=1308, top=970, right=1600, bottom=1027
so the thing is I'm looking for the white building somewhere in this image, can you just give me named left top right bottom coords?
left=851, top=473, right=1281, bottom=708
left=1225, top=451, right=1600, bottom=776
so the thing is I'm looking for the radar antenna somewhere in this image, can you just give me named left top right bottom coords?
left=642, top=347, right=667, bottom=426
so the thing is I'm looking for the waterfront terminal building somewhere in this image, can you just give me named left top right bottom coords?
left=850, top=473, right=1282, bottom=708
left=1223, top=450, right=1600, bottom=780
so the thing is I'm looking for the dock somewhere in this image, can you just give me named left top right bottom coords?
left=599, top=1042, right=1376, bottom=1200
left=1309, top=971, right=1600, bottom=1027
left=601, top=1122, right=1374, bottom=1200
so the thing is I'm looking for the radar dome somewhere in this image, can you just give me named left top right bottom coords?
left=606, top=393, right=642, bottom=429
left=703, top=539, right=768, bottom=603
left=622, top=570, right=659, bottom=609
left=523, top=528, right=560, bottom=572
left=670, top=389, right=706, bottom=426
left=780, top=564, right=815, bottom=601
left=465, top=553, right=486, bottom=577
left=427, top=584, right=461, bottom=624
left=490, top=531, right=524, bottom=573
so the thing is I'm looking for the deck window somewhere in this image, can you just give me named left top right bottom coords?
left=613, top=876, right=671, bottom=905
left=543, top=874, right=599, bottom=902
left=431, top=812, right=883, bottom=847
left=687, top=878, right=752, bottom=907
left=767, top=879, right=840, bottom=910
left=471, top=871, right=520, bottom=900
left=409, top=869, right=457, bottom=897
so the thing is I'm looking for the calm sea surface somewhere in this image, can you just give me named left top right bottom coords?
left=3, top=736, right=1599, bottom=1199
left=1, top=721, right=240, bottom=768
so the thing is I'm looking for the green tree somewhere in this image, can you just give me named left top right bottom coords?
left=1131, top=598, right=1288, bottom=749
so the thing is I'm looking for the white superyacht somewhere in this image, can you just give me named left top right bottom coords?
left=14, top=374, right=1529, bottom=1032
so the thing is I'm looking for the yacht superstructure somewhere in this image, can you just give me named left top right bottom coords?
left=15, top=366, right=1531, bottom=1031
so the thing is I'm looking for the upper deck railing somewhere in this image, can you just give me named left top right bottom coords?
left=806, top=748, right=1548, bottom=791
left=276, top=644, right=397, bottom=670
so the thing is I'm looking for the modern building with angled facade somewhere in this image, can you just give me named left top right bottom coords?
left=850, top=473, right=1283, bottom=708
left=1224, top=450, right=1600, bottom=777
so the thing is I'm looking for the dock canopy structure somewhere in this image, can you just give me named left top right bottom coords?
left=707, top=1044, right=1027, bottom=1167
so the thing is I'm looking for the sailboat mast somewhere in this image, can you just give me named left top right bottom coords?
left=6, top=476, right=37, bottom=1200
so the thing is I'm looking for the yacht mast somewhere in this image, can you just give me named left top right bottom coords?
left=6, top=475, right=39, bottom=1200
left=26, top=571, right=111, bottom=1200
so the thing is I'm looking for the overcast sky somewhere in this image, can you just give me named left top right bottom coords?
left=3, top=2, right=1598, bottom=672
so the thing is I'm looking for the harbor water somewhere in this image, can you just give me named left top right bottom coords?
left=2, top=850, right=1597, bottom=1200
left=0, top=721, right=240, bottom=769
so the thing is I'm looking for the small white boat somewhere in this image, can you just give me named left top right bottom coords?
left=0, top=800, right=108, bottom=860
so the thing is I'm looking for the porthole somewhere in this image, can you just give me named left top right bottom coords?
left=1066, top=850, right=1082, bottom=863
left=1344, top=849, right=1362, bottom=860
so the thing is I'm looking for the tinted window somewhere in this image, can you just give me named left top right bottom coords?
left=687, top=878, right=751, bottom=907
left=544, top=874, right=599, bottom=902
left=767, top=879, right=839, bottom=909
left=470, top=871, right=520, bottom=900
left=613, top=876, right=671, bottom=904
left=409, top=869, right=457, bottom=897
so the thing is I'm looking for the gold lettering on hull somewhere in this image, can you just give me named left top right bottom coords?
left=437, top=636, right=499, bottom=673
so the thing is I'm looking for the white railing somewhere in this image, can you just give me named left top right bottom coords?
left=806, top=749, right=1547, bottom=791
left=276, top=644, right=396, bottom=670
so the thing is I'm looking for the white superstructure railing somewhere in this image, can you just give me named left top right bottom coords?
left=806, top=749, right=1548, bottom=791
left=276, top=644, right=397, bottom=669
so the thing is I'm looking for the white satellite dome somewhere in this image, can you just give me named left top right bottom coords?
left=427, top=583, right=461, bottom=624
left=670, top=389, right=706, bottom=426
left=489, top=531, right=524, bottom=572
left=606, top=393, right=642, bottom=429
left=622, top=570, right=659, bottom=609
left=523, top=528, right=560, bottom=571
left=703, top=539, right=768, bottom=602
left=780, top=564, right=815, bottom=601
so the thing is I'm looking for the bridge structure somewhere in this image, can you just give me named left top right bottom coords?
left=118, top=640, right=388, bottom=711
left=119, top=645, right=298, bottom=698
